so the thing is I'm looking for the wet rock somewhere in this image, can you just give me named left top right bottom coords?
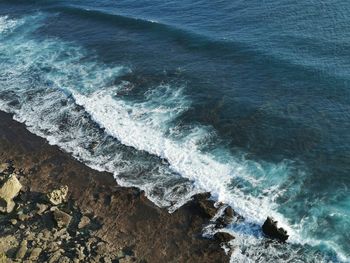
left=15, top=240, right=28, bottom=260
left=29, top=247, right=42, bottom=261
left=213, top=232, right=234, bottom=243
left=0, top=174, right=22, bottom=213
left=53, top=209, right=72, bottom=228
left=78, top=215, right=90, bottom=229
left=190, top=193, right=217, bottom=219
left=262, top=217, right=289, bottom=242
left=47, top=185, right=68, bottom=206
left=224, top=206, right=234, bottom=219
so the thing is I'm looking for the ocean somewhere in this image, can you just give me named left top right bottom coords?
left=0, top=0, right=349, bottom=262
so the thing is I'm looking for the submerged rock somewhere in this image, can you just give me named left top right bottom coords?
left=0, top=174, right=22, bottom=213
left=47, top=185, right=68, bottom=205
left=262, top=217, right=289, bottom=242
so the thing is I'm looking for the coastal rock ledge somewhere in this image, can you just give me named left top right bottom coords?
left=0, top=110, right=232, bottom=263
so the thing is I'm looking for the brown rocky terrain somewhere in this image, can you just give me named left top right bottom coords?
left=0, top=111, right=234, bottom=262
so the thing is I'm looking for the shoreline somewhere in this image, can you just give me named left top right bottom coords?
left=0, top=110, right=233, bottom=262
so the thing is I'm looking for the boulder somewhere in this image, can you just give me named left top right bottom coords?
left=0, top=174, right=22, bottom=213
left=47, top=186, right=68, bottom=206
left=53, top=209, right=72, bottom=228
left=262, top=217, right=289, bottom=242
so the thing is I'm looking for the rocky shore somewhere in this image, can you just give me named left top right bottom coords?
left=0, top=111, right=234, bottom=262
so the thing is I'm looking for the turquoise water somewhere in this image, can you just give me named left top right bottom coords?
left=0, top=1, right=349, bottom=262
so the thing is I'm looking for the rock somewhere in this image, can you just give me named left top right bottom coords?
left=213, top=232, right=234, bottom=243
left=47, top=185, right=68, bottom=206
left=36, top=203, right=48, bottom=215
left=96, top=242, right=107, bottom=254
left=0, top=174, right=22, bottom=213
left=0, top=235, right=18, bottom=255
left=103, top=256, right=113, bottom=263
left=0, top=252, right=7, bottom=263
left=215, top=206, right=235, bottom=228
left=29, top=247, right=42, bottom=260
left=48, top=249, right=63, bottom=263
left=262, top=217, right=289, bottom=242
left=58, top=256, right=70, bottom=263
left=116, top=250, right=125, bottom=259
left=16, top=240, right=28, bottom=260
left=75, top=246, right=85, bottom=261
left=0, top=163, right=9, bottom=173
left=119, top=256, right=134, bottom=263
left=224, top=206, right=234, bottom=218
left=53, top=209, right=72, bottom=228
left=188, top=193, right=217, bottom=219
left=78, top=215, right=90, bottom=229
left=10, top=219, right=17, bottom=225
left=18, top=213, right=30, bottom=221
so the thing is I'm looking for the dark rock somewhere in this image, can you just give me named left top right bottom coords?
left=215, top=206, right=235, bottom=228
left=262, top=217, right=289, bottom=242
left=191, top=193, right=217, bottom=219
left=213, top=232, right=234, bottom=243
left=223, top=206, right=234, bottom=218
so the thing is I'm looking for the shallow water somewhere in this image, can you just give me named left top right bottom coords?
left=0, top=1, right=349, bottom=262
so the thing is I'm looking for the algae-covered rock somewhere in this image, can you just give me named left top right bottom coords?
left=0, top=174, right=22, bottom=213
left=46, top=185, right=68, bottom=205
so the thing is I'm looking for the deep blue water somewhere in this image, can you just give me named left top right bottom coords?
left=0, top=0, right=349, bottom=262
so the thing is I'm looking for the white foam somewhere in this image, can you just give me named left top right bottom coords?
left=72, top=87, right=294, bottom=228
